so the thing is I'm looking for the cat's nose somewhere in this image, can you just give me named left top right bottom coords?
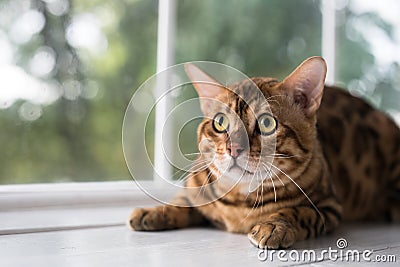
left=227, top=143, right=244, bottom=159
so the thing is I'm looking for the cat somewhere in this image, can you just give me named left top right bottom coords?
left=128, top=57, right=400, bottom=249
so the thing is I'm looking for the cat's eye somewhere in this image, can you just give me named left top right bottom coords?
left=213, top=113, right=229, bottom=133
left=258, top=114, right=277, bottom=135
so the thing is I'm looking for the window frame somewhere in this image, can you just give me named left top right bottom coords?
left=0, top=181, right=148, bottom=211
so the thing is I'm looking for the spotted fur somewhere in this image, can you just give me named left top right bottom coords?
left=128, top=57, right=400, bottom=248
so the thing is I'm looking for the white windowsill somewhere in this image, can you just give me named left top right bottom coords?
left=0, top=181, right=161, bottom=235
left=1, top=223, right=400, bottom=266
left=1, top=181, right=400, bottom=266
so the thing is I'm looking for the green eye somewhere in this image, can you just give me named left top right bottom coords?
left=213, top=113, right=229, bottom=133
left=258, top=114, right=277, bottom=135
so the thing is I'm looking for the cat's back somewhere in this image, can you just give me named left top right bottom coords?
left=316, top=86, right=400, bottom=220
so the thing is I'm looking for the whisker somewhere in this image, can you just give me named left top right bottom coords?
left=183, top=152, right=214, bottom=156
left=241, top=176, right=262, bottom=223
left=175, top=169, right=193, bottom=182
left=262, top=163, right=285, bottom=187
left=186, top=160, right=210, bottom=172
left=266, top=162, right=325, bottom=225
left=172, top=164, right=194, bottom=180
left=260, top=172, right=265, bottom=213
left=261, top=164, right=276, bottom=202
left=174, top=160, right=211, bottom=181
left=261, top=154, right=304, bottom=159
left=195, top=169, right=214, bottom=199
left=248, top=172, right=259, bottom=193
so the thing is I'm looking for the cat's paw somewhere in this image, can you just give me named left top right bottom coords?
left=128, top=207, right=168, bottom=231
left=248, top=220, right=297, bottom=249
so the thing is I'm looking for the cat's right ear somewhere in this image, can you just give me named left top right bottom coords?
left=184, top=63, right=225, bottom=113
left=281, top=57, right=327, bottom=117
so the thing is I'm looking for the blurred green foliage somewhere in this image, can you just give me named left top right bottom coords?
left=0, top=0, right=398, bottom=184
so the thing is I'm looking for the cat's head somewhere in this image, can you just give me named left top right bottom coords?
left=185, top=57, right=326, bottom=188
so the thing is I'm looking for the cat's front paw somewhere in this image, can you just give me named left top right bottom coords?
left=128, top=207, right=168, bottom=231
left=248, top=220, right=297, bottom=249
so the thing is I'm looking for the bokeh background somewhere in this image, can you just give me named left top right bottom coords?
left=0, top=0, right=399, bottom=184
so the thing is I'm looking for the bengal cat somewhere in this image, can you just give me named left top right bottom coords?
left=128, top=57, right=400, bottom=249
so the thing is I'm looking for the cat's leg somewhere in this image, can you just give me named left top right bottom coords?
left=128, top=205, right=205, bottom=231
left=128, top=195, right=207, bottom=231
left=248, top=201, right=342, bottom=249
left=128, top=171, right=215, bottom=231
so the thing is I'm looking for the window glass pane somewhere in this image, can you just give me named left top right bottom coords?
left=176, top=0, right=322, bottom=75
left=0, top=0, right=157, bottom=184
left=336, top=0, right=400, bottom=122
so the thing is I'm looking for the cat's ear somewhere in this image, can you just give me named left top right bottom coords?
left=281, top=57, right=327, bottom=116
left=184, top=63, right=226, bottom=113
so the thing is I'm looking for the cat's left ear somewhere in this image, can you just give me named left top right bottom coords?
left=281, top=56, right=327, bottom=116
left=184, top=63, right=226, bottom=113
